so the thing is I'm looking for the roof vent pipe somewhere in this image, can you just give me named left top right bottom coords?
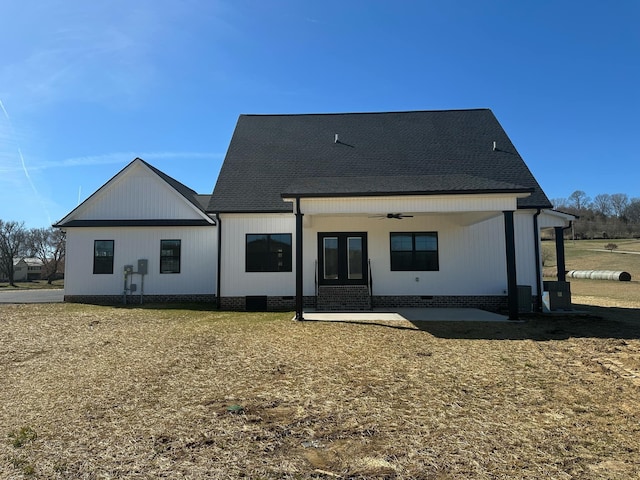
left=492, top=141, right=497, bottom=151
left=335, top=134, right=339, bottom=143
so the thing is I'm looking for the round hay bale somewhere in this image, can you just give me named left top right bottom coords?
left=566, top=270, right=631, bottom=281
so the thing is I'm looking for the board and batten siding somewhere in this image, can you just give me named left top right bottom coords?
left=303, top=214, right=519, bottom=297
left=219, top=209, right=541, bottom=299
left=220, top=214, right=296, bottom=297
left=64, top=226, right=217, bottom=296
left=74, top=162, right=206, bottom=221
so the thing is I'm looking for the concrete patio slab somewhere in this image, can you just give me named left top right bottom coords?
left=301, top=307, right=509, bottom=322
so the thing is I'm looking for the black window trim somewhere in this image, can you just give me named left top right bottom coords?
left=390, top=231, right=439, bottom=272
left=160, top=239, right=181, bottom=274
left=93, top=239, right=114, bottom=275
left=245, top=233, right=293, bottom=273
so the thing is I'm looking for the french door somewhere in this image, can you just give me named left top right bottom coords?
left=318, top=232, right=368, bottom=285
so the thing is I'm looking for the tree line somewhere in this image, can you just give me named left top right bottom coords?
left=0, top=220, right=66, bottom=286
left=552, top=191, right=640, bottom=239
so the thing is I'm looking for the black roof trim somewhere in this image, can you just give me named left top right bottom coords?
left=282, top=188, right=534, bottom=199
left=54, top=219, right=215, bottom=227
left=212, top=209, right=293, bottom=214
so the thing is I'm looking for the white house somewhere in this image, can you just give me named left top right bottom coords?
left=12, top=258, right=44, bottom=281
left=54, top=159, right=217, bottom=304
left=55, top=109, right=574, bottom=319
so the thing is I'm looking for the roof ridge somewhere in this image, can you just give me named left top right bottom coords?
left=239, top=108, right=492, bottom=118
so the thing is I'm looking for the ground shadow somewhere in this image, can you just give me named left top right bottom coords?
left=409, top=304, right=640, bottom=341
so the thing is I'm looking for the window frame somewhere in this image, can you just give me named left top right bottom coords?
left=93, top=240, right=114, bottom=274
left=390, top=232, right=439, bottom=272
left=160, top=239, right=181, bottom=274
left=245, top=233, right=293, bottom=273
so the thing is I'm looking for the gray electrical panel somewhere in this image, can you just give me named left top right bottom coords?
left=137, top=259, right=148, bottom=275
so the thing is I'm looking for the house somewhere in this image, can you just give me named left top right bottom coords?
left=13, top=258, right=44, bottom=281
left=54, top=159, right=217, bottom=303
left=55, top=109, right=574, bottom=319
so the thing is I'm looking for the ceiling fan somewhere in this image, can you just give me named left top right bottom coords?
left=369, top=213, right=414, bottom=220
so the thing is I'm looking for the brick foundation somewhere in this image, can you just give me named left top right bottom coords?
left=64, top=294, right=217, bottom=305
left=65, top=293, right=514, bottom=314
left=372, top=295, right=508, bottom=313
left=220, top=296, right=303, bottom=311
left=317, top=285, right=371, bottom=311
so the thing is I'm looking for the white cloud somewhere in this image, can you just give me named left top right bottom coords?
left=0, top=151, right=222, bottom=174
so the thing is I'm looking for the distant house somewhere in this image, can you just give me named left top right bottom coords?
left=55, top=109, right=574, bottom=319
left=13, top=258, right=44, bottom=281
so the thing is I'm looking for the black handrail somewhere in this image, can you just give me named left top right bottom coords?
left=314, top=259, right=318, bottom=298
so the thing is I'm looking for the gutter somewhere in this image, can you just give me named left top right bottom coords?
left=533, top=209, right=542, bottom=312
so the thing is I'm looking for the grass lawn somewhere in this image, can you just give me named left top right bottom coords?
left=2, top=300, right=640, bottom=479
left=544, top=238, right=640, bottom=306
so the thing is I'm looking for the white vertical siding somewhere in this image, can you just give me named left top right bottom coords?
left=75, top=162, right=206, bottom=221
left=64, top=226, right=217, bottom=295
left=218, top=210, right=540, bottom=299
left=514, top=211, right=539, bottom=294
left=220, top=214, right=296, bottom=296
left=302, top=214, right=510, bottom=296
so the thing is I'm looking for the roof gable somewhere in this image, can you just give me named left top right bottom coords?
left=55, top=158, right=214, bottom=227
left=210, top=109, right=551, bottom=212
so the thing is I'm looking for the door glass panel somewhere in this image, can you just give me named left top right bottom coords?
left=347, top=237, right=363, bottom=280
left=323, top=237, right=338, bottom=280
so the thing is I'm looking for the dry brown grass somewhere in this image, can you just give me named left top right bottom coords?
left=2, top=302, right=640, bottom=479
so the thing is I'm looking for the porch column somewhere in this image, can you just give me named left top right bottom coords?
left=295, top=197, right=304, bottom=320
left=503, top=211, right=518, bottom=320
left=554, top=226, right=566, bottom=282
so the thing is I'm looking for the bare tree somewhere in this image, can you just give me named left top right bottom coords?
left=568, top=190, right=591, bottom=211
left=592, top=193, right=612, bottom=217
left=610, top=193, right=629, bottom=218
left=624, top=198, right=640, bottom=224
left=551, top=198, right=569, bottom=210
left=0, top=220, right=27, bottom=286
left=27, top=227, right=66, bottom=284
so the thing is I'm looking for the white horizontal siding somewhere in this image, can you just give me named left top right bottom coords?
left=64, top=226, right=217, bottom=296
left=220, top=214, right=296, bottom=296
left=298, top=194, right=520, bottom=215
left=538, top=210, right=573, bottom=229
left=75, top=162, right=206, bottom=221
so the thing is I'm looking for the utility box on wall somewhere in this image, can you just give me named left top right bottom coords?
left=543, top=281, right=572, bottom=311
left=517, top=285, right=533, bottom=313
left=137, top=259, right=148, bottom=275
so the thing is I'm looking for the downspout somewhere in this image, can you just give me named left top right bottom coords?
left=216, top=213, right=222, bottom=310
left=533, top=209, right=542, bottom=312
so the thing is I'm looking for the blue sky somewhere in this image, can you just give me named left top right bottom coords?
left=1, top=0, right=638, bottom=228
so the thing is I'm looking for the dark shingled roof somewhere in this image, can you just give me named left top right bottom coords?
left=209, top=109, right=552, bottom=212
left=141, top=159, right=212, bottom=213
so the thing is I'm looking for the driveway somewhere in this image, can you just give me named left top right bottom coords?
left=0, top=289, right=64, bottom=304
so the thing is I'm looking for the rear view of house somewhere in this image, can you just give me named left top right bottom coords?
left=56, top=109, right=573, bottom=319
